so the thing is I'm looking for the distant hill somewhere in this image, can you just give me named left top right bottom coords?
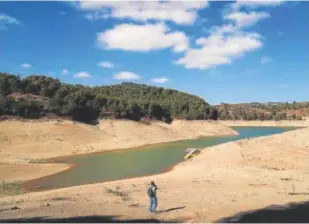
left=0, top=73, right=218, bottom=123
left=216, top=102, right=309, bottom=121
left=1, top=73, right=307, bottom=123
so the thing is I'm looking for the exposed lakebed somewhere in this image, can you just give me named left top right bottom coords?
left=24, top=127, right=297, bottom=191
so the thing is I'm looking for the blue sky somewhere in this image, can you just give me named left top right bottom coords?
left=0, top=1, right=308, bottom=104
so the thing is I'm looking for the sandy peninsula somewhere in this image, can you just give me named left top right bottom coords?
left=0, top=118, right=237, bottom=183
left=0, top=125, right=308, bottom=222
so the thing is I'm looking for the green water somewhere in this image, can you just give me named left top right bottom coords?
left=25, top=127, right=297, bottom=191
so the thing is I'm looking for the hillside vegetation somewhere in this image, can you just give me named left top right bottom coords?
left=1, top=73, right=307, bottom=123
left=0, top=73, right=218, bottom=123
left=217, top=102, right=308, bottom=121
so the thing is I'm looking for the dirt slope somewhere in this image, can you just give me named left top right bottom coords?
left=0, top=127, right=308, bottom=222
left=0, top=118, right=237, bottom=182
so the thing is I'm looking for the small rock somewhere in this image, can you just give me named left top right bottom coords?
left=10, top=206, right=20, bottom=210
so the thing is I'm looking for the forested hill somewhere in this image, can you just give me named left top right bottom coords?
left=0, top=73, right=218, bottom=122
left=216, top=102, right=308, bottom=120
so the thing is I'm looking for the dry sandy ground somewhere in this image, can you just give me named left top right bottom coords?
left=221, top=120, right=309, bottom=127
left=0, top=119, right=237, bottom=182
left=0, top=163, right=70, bottom=182
left=0, top=127, right=308, bottom=222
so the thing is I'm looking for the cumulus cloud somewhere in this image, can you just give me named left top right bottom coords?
left=74, top=71, right=92, bottom=78
left=92, top=1, right=279, bottom=71
left=98, top=61, right=114, bottom=68
left=0, top=13, right=21, bottom=25
left=0, top=13, right=21, bottom=30
left=84, top=12, right=108, bottom=21
left=97, top=23, right=188, bottom=52
left=174, top=1, right=277, bottom=70
left=224, top=11, right=270, bottom=28
left=208, top=11, right=269, bottom=37
left=62, top=69, right=68, bottom=75
left=152, top=77, right=169, bottom=84
left=209, top=24, right=237, bottom=36
left=261, top=56, right=272, bottom=64
left=20, top=63, right=32, bottom=69
left=175, top=32, right=262, bottom=69
left=113, top=71, right=141, bottom=80
left=232, top=0, right=285, bottom=9
left=77, top=1, right=209, bottom=25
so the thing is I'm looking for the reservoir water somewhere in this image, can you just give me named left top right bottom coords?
left=25, top=127, right=297, bottom=191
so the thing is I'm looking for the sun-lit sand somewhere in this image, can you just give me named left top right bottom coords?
left=0, top=118, right=237, bottom=182
left=0, top=163, right=70, bottom=192
left=0, top=124, right=308, bottom=222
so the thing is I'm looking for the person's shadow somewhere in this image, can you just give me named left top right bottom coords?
left=157, top=206, right=186, bottom=214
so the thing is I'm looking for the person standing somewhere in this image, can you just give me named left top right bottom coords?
left=147, top=181, right=158, bottom=213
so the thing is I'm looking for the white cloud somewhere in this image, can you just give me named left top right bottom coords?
left=98, top=61, right=114, bottom=68
left=174, top=1, right=276, bottom=70
left=0, top=13, right=21, bottom=30
left=62, top=69, right=68, bottom=75
left=89, top=1, right=275, bottom=71
left=74, top=71, right=92, bottom=79
left=176, top=32, right=262, bottom=69
left=208, top=11, right=269, bottom=37
left=209, top=24, right=237, bottom=36
left=261, top=56, right=272, bottom=64
left=77, top=1, right=208, bottom=25
left=97, top=23, right=188, bottom=52
left=0, top=13, right=20, bottom=24
left=152, top=77, right=169, bottom=83
left=232, top=0, right=285, bottom=9
left=84, top=12, right=109, bottom=21
left=113, top=71, right=141, bottom=80
left=224, top=11, right=270, bottom=28
left=20, top=63, right=32, bottom=69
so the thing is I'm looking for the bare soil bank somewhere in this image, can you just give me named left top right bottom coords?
left=0, top=119, right=237, bottom=182
left=0, top=127, right=308, bottom=222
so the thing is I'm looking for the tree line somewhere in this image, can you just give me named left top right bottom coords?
left=1, top=73, right=306, bottom=123
left=217, top=102, right=306, bottom=121
left=0, top=73, right=219, bottom=123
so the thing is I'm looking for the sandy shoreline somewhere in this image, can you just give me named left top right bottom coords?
left=0, top=126, right=308, bottom=222
left=0, top=119, right=307, bottom=184
left=0, top=119, right=237, bottom=183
